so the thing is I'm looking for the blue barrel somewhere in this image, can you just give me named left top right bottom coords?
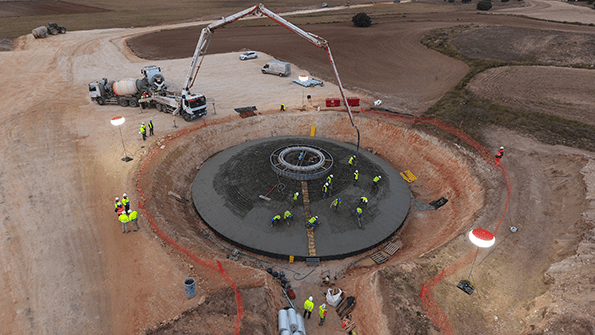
left=184, top=277, right=196, bottom=299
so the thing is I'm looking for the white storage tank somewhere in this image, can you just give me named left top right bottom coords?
left=295, top=313, right=306, bottom=335
left=287, top=308, right=298, bottom=333
left=32, top=26, right=48, bottom=39
left=278, top=309, right=289, bottom=333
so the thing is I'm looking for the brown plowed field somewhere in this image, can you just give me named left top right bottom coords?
left=0, top=1, right=106, bottom=18
left=2, top=1, right=595, bottom=335
left=468, top=66, right=595, bottom=126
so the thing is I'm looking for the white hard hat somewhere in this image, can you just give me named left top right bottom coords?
left=309, top=296, right=313, bottom=301
left=115, top=197, right=119, bottom=201
left=321, top=303, right=326, bottom=309
left=325, top=183, right=329, bottom=186
left=500, top=146, right=504, bottom=149
left=142, top=122, right=145, bottom=124
left=315, top=216, right=318, bottom=219
left=117, top=202, right=122, bottom=206
left=295, top=192, right=299, bottom=196
left=123, top=193, right=127, bottom=197
left=355, top=170, right=358, bottom=173
left=330, top=174, right=333, bottom=178
left=127, top=209, right=132, bottom=214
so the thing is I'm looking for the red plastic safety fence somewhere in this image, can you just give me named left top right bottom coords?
left=362, top=108, right=513, bottom=334
left=136, top=114, right=244, bottom=335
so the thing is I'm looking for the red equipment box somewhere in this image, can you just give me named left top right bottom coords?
left=346, top=97, right=360, bottom=106
left=326, top=98, right=341, bottom=107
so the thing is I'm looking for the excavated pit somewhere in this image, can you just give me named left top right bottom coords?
left=140, top=111, right=484, bottom=263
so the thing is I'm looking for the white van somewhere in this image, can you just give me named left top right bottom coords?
left=261, top=61, right=291, bottom=77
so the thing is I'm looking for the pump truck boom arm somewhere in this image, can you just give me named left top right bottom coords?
left=183, top=3, right=358, bottom=141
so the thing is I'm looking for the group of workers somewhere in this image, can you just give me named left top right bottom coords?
left=303, top=296, right=328, bottom=326
left=349, top=155, right=382, bottom=190
left=303, top=296, right=356, bottom=333
left=271, top=210, right=293, bottom=227
left=271, top=154, right=383, bottom=230
left=114, top=193, right=140, bottom=233
left=139, top=120, right=154, bottom=141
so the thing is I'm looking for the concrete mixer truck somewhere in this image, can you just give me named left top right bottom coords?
left=89, top=65, right=165, bottom=107
left=88, top=65, right=166, bottom=107
left=89, top=65, right=207, bottom=121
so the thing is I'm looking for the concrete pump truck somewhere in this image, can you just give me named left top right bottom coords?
left=178, top=3, right=360, bottom=144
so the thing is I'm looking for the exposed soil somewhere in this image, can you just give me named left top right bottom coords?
left=0, top=0, right=107, bottom=18
left=2, top=1, right=595, bottom=335
left=452, top=25, right=595, bottom=66
left=467, top=66, right=595, bottom=126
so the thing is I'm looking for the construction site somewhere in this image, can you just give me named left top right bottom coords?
left=1, top=0, right=595, bottom=334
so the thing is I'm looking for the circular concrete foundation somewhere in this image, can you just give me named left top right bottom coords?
left=192, top=136, right=411, bottom=260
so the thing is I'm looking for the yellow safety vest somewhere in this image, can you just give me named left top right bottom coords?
left=304, top=300, right=314, bottom=312
left=118, top=213, right=129, bottom=223
left=122, top=196, right=130, bottom=205
left=319, top=305, right=327, bottom=318
left=129, top=211, right=138, bottom=220
left=284, top=211, right=292, bottom=219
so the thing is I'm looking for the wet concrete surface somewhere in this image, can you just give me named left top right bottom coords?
left=192, top=136, right=410, bottom=260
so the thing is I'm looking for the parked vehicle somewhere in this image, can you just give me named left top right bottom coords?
left=89, top=65, right=206, bottom=121
left=261, top=61, right=291, bottom=77
left=88, top=65, right=165, bottom=107
left=240, top=51, right=258, bottom=60
left=47, top=22, right=66, bottom=35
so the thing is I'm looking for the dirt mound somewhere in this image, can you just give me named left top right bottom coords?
left=146, top=287, right=280, bottom=335
left=452, top=25, right=595, bottom=66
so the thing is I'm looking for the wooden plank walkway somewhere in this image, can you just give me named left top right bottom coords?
left=301, top=181, right=317, bottom=257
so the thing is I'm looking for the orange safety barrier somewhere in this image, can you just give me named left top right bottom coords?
left=362, top=108, right=513, bottom=335
left=136, top=114, right=244, bottom=335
